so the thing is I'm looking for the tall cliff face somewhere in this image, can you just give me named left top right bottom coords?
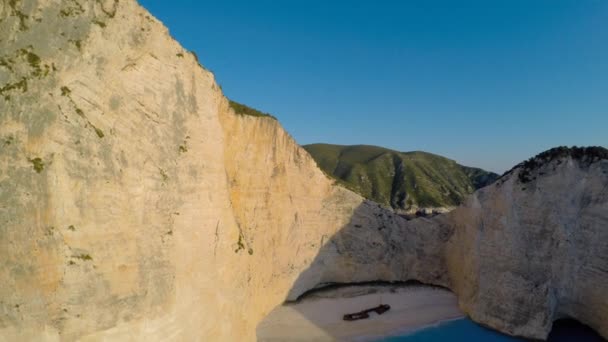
left=443, top=150, right=608, bottom=339
left=1, top=0, right=229, bottom=339
left=282, top=149, right=608, bottom=340
left=0, top=1, right=390, bottom=340
left=1, top=1, right=606, bottom=341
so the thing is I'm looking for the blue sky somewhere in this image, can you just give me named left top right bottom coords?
left=139, top=0, right=607, bottom=173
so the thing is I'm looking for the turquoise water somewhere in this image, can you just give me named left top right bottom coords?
left=377, top=318, right=605, bottom=342
left=378, top=318, right=521, bottom=342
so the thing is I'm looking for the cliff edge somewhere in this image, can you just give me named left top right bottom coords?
left=444, top=147, right=608, bottom=338
left=281, top=147, right=608, bottom=340
left=0, top=1, right=606, bottom=341
left=0, top=1, right=379, bottom=340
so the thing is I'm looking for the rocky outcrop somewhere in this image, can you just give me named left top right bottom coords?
left=0, top=1, right=380, bottom=340
left=443, top=148, right=608, bottom=339
left=290, top=148, right=608, bottom=340
left=0, top=1, right=606, bottom=341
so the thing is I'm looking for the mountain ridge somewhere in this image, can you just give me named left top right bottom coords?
left=304, top=143, right=499, bottom=213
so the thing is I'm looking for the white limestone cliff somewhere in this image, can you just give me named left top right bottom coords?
left=443, top=154, right=608, bottom=339
left=282, top=152, right=608, bottom=340
left=0, top=1, right=374, bottom=340
left=0, top=1, right=606, bottom=341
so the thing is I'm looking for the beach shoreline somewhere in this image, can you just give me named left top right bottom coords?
left=354, top=316, right=467, bottom=342
left=257, top=284, right=465, bottom=341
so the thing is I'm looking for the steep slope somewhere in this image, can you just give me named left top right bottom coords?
left=443, top=146, right=608, bottom=339
left=286, top=146, right=608, bottom=340
left=304, top=143, right=498, bottom=212
left=0, top=1, right=386, bottom=340
left=0, top=1, right=606, bottom=341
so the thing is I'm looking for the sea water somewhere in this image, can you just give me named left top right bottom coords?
left=377, top=318, right=521, bottom=342
left=377, top=318, right=605, bottom=342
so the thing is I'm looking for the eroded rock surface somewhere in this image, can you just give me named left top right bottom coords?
left=0, top=1, right=606, bottom=341
left=286, top=150, right=608, bottom=340
left=444, top=152, right=608, bottom=339
left=0, top=1, right=381, bottom=340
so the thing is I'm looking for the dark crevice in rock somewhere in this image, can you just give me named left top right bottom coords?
left=289, top=279, right=450, bottom=303
left=547, top=318, right=606, bottom=342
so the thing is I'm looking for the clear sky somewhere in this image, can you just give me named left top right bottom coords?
left=139, top=0, right=607, bottom=173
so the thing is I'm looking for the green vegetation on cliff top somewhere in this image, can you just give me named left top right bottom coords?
left=504, top=146, right=608, bottom=183
left=304, top=143, right=498, bottom=210
left=229, top=100, right=276, bottom=120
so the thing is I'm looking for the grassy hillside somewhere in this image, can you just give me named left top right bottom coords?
left=304, top=143, right=498, bottom=211
left=229, top=100, right=277, bottom=120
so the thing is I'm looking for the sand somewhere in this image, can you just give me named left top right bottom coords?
left=256, top=284, right=464, bottom=341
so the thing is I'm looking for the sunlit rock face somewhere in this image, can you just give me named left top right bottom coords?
left=442, top=150, right=608, bottom=339
left=0, top=0, right=606, bottom=341
left=0, top=1, right=395, bottom=340
left=288, top=150, right=608, bottom=340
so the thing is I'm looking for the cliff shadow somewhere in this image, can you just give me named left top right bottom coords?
left=547, top=319, right=606, bottom=342
left=255, top=199, right=608, bottom=342
left=256, top=200, right=460, bottom=341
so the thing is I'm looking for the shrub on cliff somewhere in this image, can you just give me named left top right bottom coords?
left=503, top=146, right=608, bottom=183
left=229, top=100, right=277, bottom=120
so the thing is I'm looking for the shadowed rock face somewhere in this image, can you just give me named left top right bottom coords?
left=444, top=153, right=608, bottom=339
left=0, top=1, right=606, bottom=341
left=280, top=149, right=608, bottom=340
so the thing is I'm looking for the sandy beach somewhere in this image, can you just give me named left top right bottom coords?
left=256, top=284, right=464, bottom=341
